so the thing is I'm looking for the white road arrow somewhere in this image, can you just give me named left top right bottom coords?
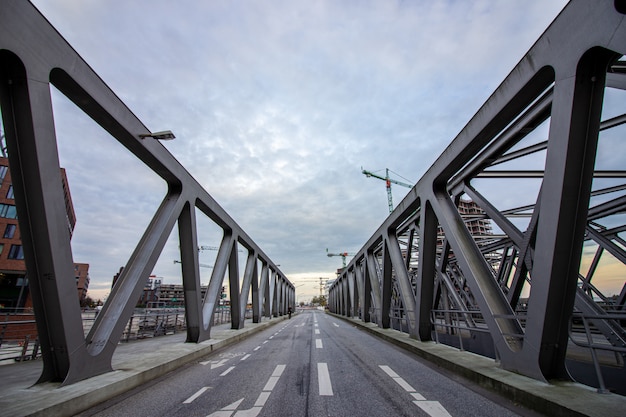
left=206, top=398, right=244, bottom=417
left=200, top=359, right=230, bottom=369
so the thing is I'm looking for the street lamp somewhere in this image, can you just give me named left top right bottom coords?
left=139, top=130, right=176, bottom=140
left=174, top=260, right=213, bottom=269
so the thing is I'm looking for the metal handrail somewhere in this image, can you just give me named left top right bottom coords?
left=0, top=307, right=253, bottom=363
left=568, top=311, right=626, bottom=393
left=430, top=309, right=494, bottom=352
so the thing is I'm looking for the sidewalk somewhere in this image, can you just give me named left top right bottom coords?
left=0, top=317, right=287, bottom=417
left=330, top=313, right=626, bottom=417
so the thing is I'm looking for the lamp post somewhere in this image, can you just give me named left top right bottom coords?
left=138, top=130, right=175, bottom=140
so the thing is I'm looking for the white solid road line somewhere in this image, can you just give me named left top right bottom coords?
left=318, top=363, right=333, bottom=396
left=183, top=386, right=209, bottom=404
left=379, top=365, right=451, bottom=417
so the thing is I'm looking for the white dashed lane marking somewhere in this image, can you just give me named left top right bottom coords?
left=183, top=386, right=210, bottom=404
left=317, top=363, right=333, bottom=396
left=262, top=364, right=285, bottom=391
left=315, top=339, right=323, bottom=349
left=208, top=365, right=286, bottom=417
left=379, top=365, right=451, bottom=417
left=220, top=366, right=235, bottom=377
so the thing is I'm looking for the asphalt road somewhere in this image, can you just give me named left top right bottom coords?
left=77, top=310, right=536, bottom=417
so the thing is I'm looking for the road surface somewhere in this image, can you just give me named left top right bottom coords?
left=77, top=310, right=537, bottom=417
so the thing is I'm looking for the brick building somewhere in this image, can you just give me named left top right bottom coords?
left=0, top=156, right=89, bottom=309
left=74, top=263, right=90, bottom=305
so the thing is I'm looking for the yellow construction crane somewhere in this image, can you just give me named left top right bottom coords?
left=362, top=167, right=413, bottom=213
left=326, top=248, right=355, bottom=268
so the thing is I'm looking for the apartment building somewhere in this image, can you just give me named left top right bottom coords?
left=0, top=157, right=90, bottom=309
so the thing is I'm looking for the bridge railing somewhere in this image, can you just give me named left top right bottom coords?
left=569, top=311, right=626, bottom=393
left=329, top=0, right=626, bottom=391
left=0, top=0, right=294, bottom=385
left=0, top=307, right=252, bottom=364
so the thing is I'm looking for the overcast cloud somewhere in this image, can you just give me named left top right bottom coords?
left=26, top=0, right=569, bottom=301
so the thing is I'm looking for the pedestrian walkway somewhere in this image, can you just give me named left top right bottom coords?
left=330, top=313, right=626, bottom=417
left=0, top=318, right=287, bottom=417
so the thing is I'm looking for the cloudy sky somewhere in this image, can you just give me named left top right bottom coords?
left=25, top=0, right=570, bottom=301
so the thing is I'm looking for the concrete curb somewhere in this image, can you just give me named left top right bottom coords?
left=328, top=313, right=626, bottom=417
left=3, top=317, right=286, bottom=417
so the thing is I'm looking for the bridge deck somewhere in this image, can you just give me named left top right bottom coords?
left=0, top=318, right=286, bottom=417
left=332, top=314, right=626, bottom=417
left=0, top=313, right=623, bottom=417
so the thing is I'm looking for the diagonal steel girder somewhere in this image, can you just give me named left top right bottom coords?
left=330, top=0, right=626, bottom=382
left=0, top=1, right=294, bottom=385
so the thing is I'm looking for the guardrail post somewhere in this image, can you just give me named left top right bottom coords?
left=581, top=315, right=609, bottom=393
left=18, top=335, right=29, bottom=362
left=32, top=337, right=39, bottom=360
left=125, top=316, right=133, bottom=342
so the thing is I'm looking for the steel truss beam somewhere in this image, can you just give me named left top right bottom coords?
left=0, top=1, right=293, bottom=385
left=330, top=0, right=626, bottom=383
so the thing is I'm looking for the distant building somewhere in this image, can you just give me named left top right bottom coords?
left=457, top=199, right=493, bottom=236
left=157, top=284, right=187, bottom=307
left=434, top=199, right=493, bottom=249
left=74, top=263, right=90, bottom=305
left=112, top=269, right=208, bottom=308
left=0, top=156, right=89, bottom=309
left=112, top=267, right=162, bottom=307
left=140, top=274, right=162, bottom=308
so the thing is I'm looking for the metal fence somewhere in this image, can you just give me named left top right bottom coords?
left=425, top=306, right=626, bottom=394
left=0, top=306, right=252, bottom=364
left=0, top=310, right=39, bottom=363
left=569, top=311, right=626, bottom=393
